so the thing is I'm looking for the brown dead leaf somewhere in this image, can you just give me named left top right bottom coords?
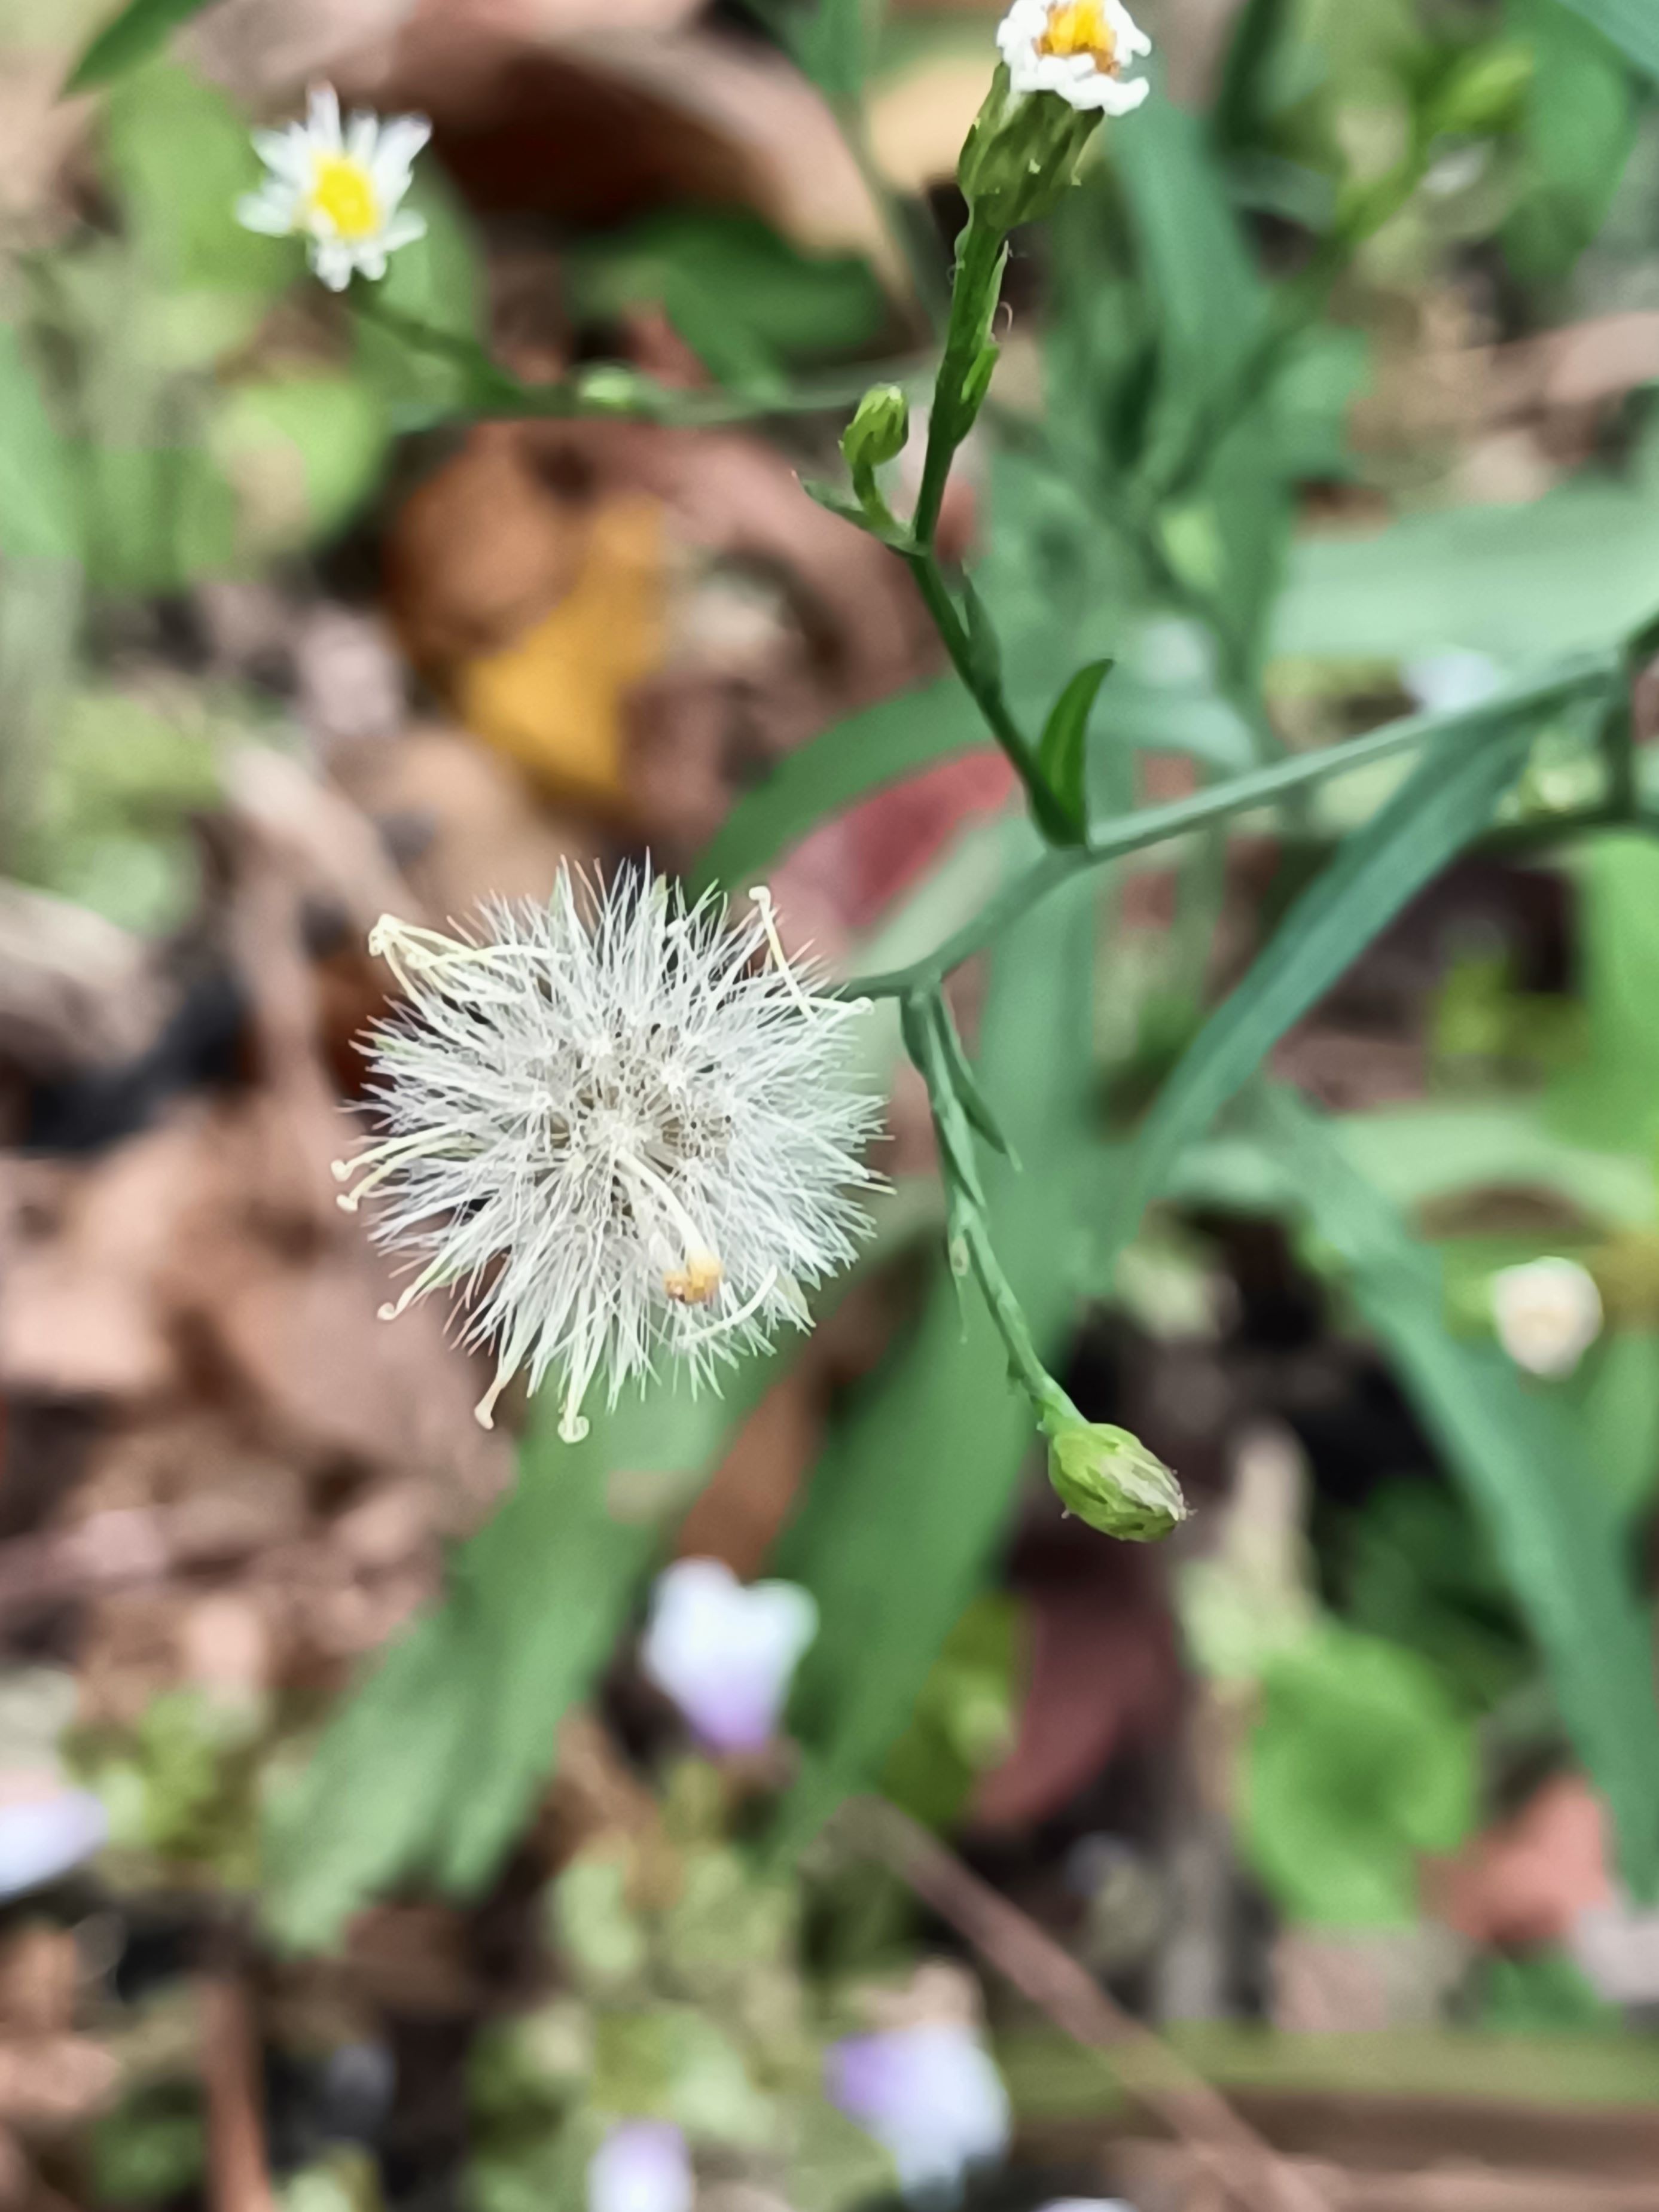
left=0, top=1116, right=209, bottom=1408
left=455, top=495, right=666, bottom=811
left=0, top=1931, right=79, bottom=2042
left=388, top=426, right=589, bottom=670
left=353, top=21, right=892, bottom=269
left=0, top=2037, right=118, bottom=2131
left=0, top=886, right=167, bottom=1085
left=1428, top=1773, right=1612, bottom=1949
left=673, top=1366, right=821, bottom=1578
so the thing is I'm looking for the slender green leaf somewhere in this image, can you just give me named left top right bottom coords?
left=1505, top=0, right=1637, bottom=282
left=1105, top=695, right=1546, bottom=1255
left=1237, top=1087, right=1659, bottom=1895
left=960, top=576, right=1004, bottom=697
left=1039, top=659, right=1114, bottom=832
left=1548, top=834, right=1659, bottom=1152
left=264, top=1365, right=775, bottom=1946
left=1276, top=456, right=1659, bottom=663
left=1109, top=87, right=1268, bottom=413
left=66, top=0, right=219, bottom=93
left=0, top=329, right=78, bottom=565
left=775, top=852, right=1099, bottom=1838
left=1553, top=0, right=1659, bottom=80
left=690, top=679, right=990, bottom=895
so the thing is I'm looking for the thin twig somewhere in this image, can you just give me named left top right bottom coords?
left=200, top=1972, right=277, bottom=2212
left=1116, top=2140, right=1659, bottom=2212
left=841, top=1798, right=1331, bottom=2212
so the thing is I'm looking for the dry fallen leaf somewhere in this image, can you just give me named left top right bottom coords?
left=454, top=493, right=666, bottom=811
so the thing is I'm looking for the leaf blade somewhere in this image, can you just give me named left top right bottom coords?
left=65, top=0, right=218, bottom=92
left=775, top=852, right=1099, bottom=1838
left=1553, top=0, right=1659, bottom=80
left=1038, top=658, right=1114, bottom=832
left=690, top=679, right=992, bottom=895
left=1239, top=1086, right=1659, bottom=1896
left=1105, top=694, right=1551, bottom=1256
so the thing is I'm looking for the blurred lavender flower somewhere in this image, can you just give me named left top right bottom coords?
left=827, top=2025, right=1011, bottom=2198
left=587, top=2123, right=694, bottom=2212
left=1035, top=2199, right=1135, bottom=2212
left=641, top=1559, right=817, bottom=1755
left=0, top=1787, right=107, bottom=1900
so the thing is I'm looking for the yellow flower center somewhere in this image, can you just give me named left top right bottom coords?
left=1038, top=0, right=1119, bottom=68
left=663, top=1252, right=724, bottom=1306
left=306, top=155, right=380, bottom=240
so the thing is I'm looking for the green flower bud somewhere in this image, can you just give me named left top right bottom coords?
left=1045, top=1415, right=1187, bottom=1541
left=575, top=363, right=658, bottom=416
left=1429, top=42, right=1533, bottom=138
left=841, top=383, right=911, bottom=474
left=958, top=65, right=1102, bottom=230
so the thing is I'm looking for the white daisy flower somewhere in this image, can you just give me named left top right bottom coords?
left=336, top=868, right=881, bottom=1441
left=236, top=84, right=430, bottom=293
left=1491, top=1256, right=1603, bottom=1380
left=995, top=0, right=1152, bottom=114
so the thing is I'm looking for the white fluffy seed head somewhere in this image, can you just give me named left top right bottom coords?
left=338, top=867, right=882, bottom=1441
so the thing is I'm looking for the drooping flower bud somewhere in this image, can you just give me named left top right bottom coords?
left=1044, top=1411, right=1187, bottom=1541
left=841, top=384, right=911, bottom=475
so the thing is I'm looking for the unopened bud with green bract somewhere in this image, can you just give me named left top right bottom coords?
left=575, top=363, right=660, bottom=416
left=1429, top=41, right=1533, bottom=136
left=841, top=385, right=910, bottom=474
left=958, top=65, right=1102, bottom=230
left=1043, top=1409, right=1187, bottom=1541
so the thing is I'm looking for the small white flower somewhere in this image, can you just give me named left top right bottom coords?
left=337, top=868, right=880, bottom=1441
left=828, top=2025, right=1011, bottom=2199
left=587, top=2125, right=694, bottom=2212
left=996, top=0, right=1152, bottom=114
left=1492, top=1257, right=1603, bottom=1379
left=641, top=1558, right=817, bottom=1754
left=236, top=84, right=429, bottom=292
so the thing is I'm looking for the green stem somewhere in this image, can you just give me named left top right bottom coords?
left=841, top=655, right=1614, bottom=998
left=954, top=1196, right=1061, bottom=1412
left=912, top=213, right=1005, bottom=551
left=355, top=294, right=934, bottom=429
left=904, top=549, right=1073, bottom=843
left=1136, top=149, right=1428, bottom=515
left=1602, top=672, right=1638, bottom=822
left=905, top=991, right=1061, bottom=1418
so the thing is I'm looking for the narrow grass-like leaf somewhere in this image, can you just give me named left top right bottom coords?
left=1236, top=1087, right=1659, bottom=1895
left=1275, top=459, right=1659, bottom=662
left=775, top=856, right=1099, bottom=1839
left=264, top=1363, right=778, bottom=1946
left=691, top=679, right=990, bottom=895
left=961, top=575, right=1005, bottom=696
left=1553, top=0, right=1659, bottom=80
left=1039, top=659, right=1114, bottom=834
left=0, top=328, right=79, bottom=564
left=1105, top=699, right=1544, bottom=1258
left=65, top=0, right=218, bottom=91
